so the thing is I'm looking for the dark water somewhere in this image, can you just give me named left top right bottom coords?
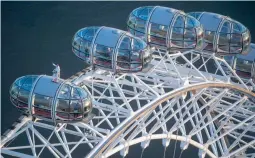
left=1, top=1, right=255, bottom=158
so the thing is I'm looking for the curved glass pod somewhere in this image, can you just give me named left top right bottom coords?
left=127, top=6, right=204, bottom=51
left=9, top=75, right=93, bottom=123
left=9, top=75, right=38, bottom=111
left=55, top=83, right=92, bottom=122
left=72, top=27, right=100, bottom=64
left=233, top=43, right=255, bottom=80
left=188, top=12, right=251, bottom=55
left=72, top=26, right=152, bottom=73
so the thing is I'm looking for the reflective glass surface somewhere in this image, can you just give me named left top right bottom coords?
left=116, top=35, right=149, bottom=72
left=187, top=12, right=251, bottom=55
left=10, top=75, right=93, bottom=123
left=94, top=44, right=114, bottom=69
left=235, top=58, right=253, bottom=73
left=127, top=6, right=203, bottom=51
left=56, top=83, right=92, bottom=121
left=72, top=27, right=100, bottom=63
left=233, top=44, right=255, bottom=79
left=33, top=93, right=53, bottom=119
left=10, top=75, right=38, bottom=109
left=72, top=26, right=152, bottom=73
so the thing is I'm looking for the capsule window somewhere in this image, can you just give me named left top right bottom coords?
left=127, top=13, right=137, bottom=30
left=132, top=38, right=146, bottom=50
left=149, top=23, right=168, bottom=38
left=72, top=33, right=92, bottom=62
left=117, top=50, right=130, bottom=62
left=93, top=44, right=113, bottom=69
left=148, top=23, right=167, bottom=46
left=15, top=76, right=27, bottom=87
left=18, top=89, right=30, bottom=103
left=10, top=84, right=19, bottom=98
left=172, top=28, right=184, bottom=41
left=204, top=31, right=215, bottom=51
left=71, top=88, right=81, bottom=99
left=56, top=99, right=70, bottom=112
left=58, top=84, right=71, bottom=99
left=135, top=17, right=146, bottom=32
left=186, top=16, right=200, bottom=28
left=130, top=51, right=141, bottom=62
left=34, top=94, right=52, bottom=110
left=73, top=36, right=82, bottom=50
left=236, top=58, right=252, bottom=72
left=70, top=100, right=82, bottom=112
left=231, top=34, right=242, bottom=46
left=33, top=94, right=52, bottom=118
left=76, top=87, right=88, bottom=99
left=232, top=22, right=242, bottom=33
left=188, top=12, right=203, bottom=19
left=184, top=29, right=196, bottom=48
left=80, top=27, right=99, bottom=41
left=120, top=37, right=131, bottom=50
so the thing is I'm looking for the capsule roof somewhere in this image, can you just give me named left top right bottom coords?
left=127, top=6, right=204, bottom=50
left=188, top=12, right=251, bottom=55
left=72, top=26, right=152, bottom=73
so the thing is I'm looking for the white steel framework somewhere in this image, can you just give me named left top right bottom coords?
left=1, top=49, right=255, bottom=158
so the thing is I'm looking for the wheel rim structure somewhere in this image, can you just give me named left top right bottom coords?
left=1, top=49, right=255, bottom=158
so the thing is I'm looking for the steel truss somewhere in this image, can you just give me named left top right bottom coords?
left=1, top=49, right=255, bottom=158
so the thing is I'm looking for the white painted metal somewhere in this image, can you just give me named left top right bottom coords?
left=1, top=49, right=254, bottom=158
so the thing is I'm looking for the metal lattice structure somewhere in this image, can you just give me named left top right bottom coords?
left=1, top=49, right=255, bottom=158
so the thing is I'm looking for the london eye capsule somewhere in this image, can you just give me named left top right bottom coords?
left=232, top=43, right=255, bottom=80
left=72, top=26, right=152, bottom=73
left=9, top=75, right=93, bottom=123
left=187, top=12, right=251, bottom=55
left=126, top=6, right=204, bottom=51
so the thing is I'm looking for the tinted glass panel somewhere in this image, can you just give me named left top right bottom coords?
left=171, top=28, right=184, bottom=41
left=117, top=50, right=130, bottom=62
left=34, top=94, right=52, bottom=110
left=149, top=23, right=167, bottom=38
left=10, top=84, right=19, bottom=98
left=130, top=51, right=142, bottom=63
left=184, top=29, right=196, bottom=41
left=18, top=89, right=30, bottom=103
left=71, top=88, right=81, bottom=99
left=56, top=99, right=70, bottom=112
left=188, top=12, right=203, bottom=19
left=58, top=84, right=71, bottom=99
left=70, top=100, right=82, bottom=113
left=133, top=7, right=153, bottom=21
left=231, top=34, right=242, bottom=46
left=236, top=58, right=253, bottom=72
left=119, top=36, right=131, bottom=50
left=76, top=87, right=88, bottom=99
left=94, top=44, right=113, bottom=69
left=79, top=27, right=99, bottom=41
left=149, top=36, right=166, bottom=46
